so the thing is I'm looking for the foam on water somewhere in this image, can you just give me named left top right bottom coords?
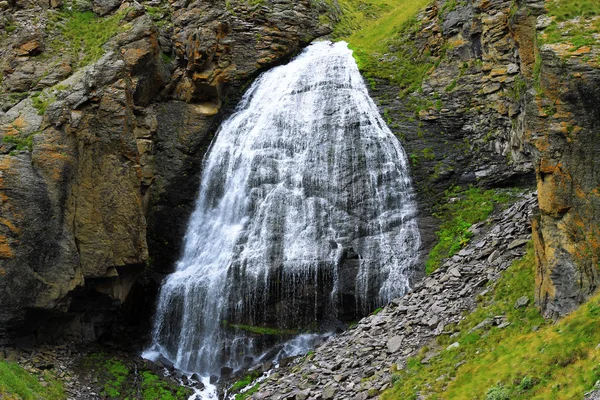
left=145, top=40, right=420, bottom=376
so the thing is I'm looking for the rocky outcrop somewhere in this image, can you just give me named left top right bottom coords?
left=251, top=193, right=537, bottom=399
left=525, top=11, right=600, bottom=318
left=368, top=0, right=538, bottom=266
left=368, top=0, right=600, bottom=319
left=0, top=0, right=329, bottom=344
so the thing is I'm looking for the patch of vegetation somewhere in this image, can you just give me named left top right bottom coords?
left=2, top=131, right=39, bottom=152
left=48, top=8, right=126, bottom=68
left=31, top=91, right=56, bottom=116
left=0, top=361, right=65, bottom=400
left=223, top=321, right=298, bottom=336
left=235, top=383, right=260, bottom=400
left=385, top=243, right=600, bottom=399
left=5, top=23, right=17, bottom=33
left=82, top=353, right=191, bottom=400
left=508, top=75, right=527, bottom=102
left=371, top=307, right=384, bottom=316
left=425, top=186, right=518, bottom=274
left=229, top=371, right=261, bottom=394
left=539, top=0, right=600, bottom=51
left=145, top=4, right=172, bottom=27
left=327, top=0, right=437, bottom=97
left=141, top=371, right=191, bottom=400
left=546, top=0, right=599, bottom=22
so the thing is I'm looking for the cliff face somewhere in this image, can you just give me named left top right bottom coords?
left=363, top=0, right=538, bottom=270
left=0, top=0, right=329, bottom=344
left=527, top=9, right=600, bottom=318
left=1, top=0, right=599, bottom=348
left=363, top=0, right=600, bottom=318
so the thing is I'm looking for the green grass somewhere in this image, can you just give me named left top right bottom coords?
left=224, top=321, right=298, bottom=336
left=0, top=361, right=65, bottom=400
left=235, top=383, right=260, bottom=400
left=547, top=0, right=600, bottom=21
left=97, top=357, right=130, bottom=398
left=229, top=371, right=261, bottom=394
left=31, top=92, right=56, bottom=116
left=48, top=9, right=126, bottom=68
left=3, top=131, right=39, bottom=152
left=425, top=187, right=518, bottom=274
left=539, top=0, right=600, bottom=51
left=141, top=371, right=192, bottom=400
left=82, top=353, right=191, bottom=400
left=328, top=0, right=435, bottom=96
left=384, top=243, right=600, bottom=399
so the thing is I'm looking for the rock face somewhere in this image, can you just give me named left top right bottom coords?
left=367, top=0, right=538, bottom=269
left=369, top=0, right=600, bottom=318
left=0, top=0, right=329, bottom=344
left=252, top=193, right=537, bottom=399
left=525, top=15, right=600, bottom=318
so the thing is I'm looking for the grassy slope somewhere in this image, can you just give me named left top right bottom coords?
left=329, top=0, right=435, bottom=94
left=425, top=187, right=518, bottom=274
left=383, top=244, right=600, bottom=399
left=539, top=0, right=600, bottom=50
left=0, top=361, right=65, bottom=400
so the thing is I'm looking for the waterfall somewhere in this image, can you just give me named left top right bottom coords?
left=146, top=41, right=420, bottom=375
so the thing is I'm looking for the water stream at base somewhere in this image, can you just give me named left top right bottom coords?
left=143, top=40, right=420, bottom=397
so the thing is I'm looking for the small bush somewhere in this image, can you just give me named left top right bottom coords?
left=486, top=384, right=511, bottom=400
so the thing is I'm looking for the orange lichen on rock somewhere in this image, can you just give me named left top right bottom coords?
left=537, top=163, right=573, bottom=216
left=0, top=217, right=21, bottom=235
left=533, top=217, right=556, bottom=304
left=0, top=235, right=13, bottom=259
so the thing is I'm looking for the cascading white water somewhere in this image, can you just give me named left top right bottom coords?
left=146, top=41, right=420, bottom=376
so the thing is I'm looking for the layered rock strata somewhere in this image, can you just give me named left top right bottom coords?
left=526, top=11, right=600, bottom=318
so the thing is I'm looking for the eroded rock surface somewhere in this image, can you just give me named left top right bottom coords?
left=0, top=0, right=329, bottom=344
left=527, top=23, right=600, bottom=318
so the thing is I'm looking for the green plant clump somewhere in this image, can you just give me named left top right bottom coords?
left=224, top=321, right=298, bottom=336
left=141, top=371, right=191, bottom=400
left=235, top=383, right=260, bottom=400
left=425, top=186, right=517, bottom=274
left=2, top=131, right=39, bottom=152
left=83, top=353, right=191, bottom=400
left=230, top=371, right=261, bottom=393
left=0, top=361, right=65, bottom=400
left=48, top=8, right=126, bottom=68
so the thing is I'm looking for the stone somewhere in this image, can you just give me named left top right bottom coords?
left=386, top=336, right=404, bottom=353
left=91, top=0, right=123, bottom=15
left=507, top=239, right=529, bottom=250
left=470, top=318, right=493, bottom=332
left=507, top=63, right=519, bottom=74
left=296, top=389, right=311, bottom=400
left=322, top=384, right=337, bottom=399
left=446, top=342, right=460, bottom=351
left=514, top=296, right=530, bottom=309
left=448, top=267, right=461, bottom=277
